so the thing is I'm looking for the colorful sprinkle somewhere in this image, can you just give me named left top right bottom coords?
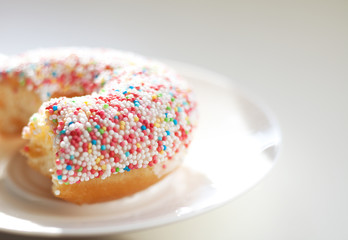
left=13, top=48, right=197, bottom=186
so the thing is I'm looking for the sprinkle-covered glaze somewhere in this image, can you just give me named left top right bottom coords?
left=15, top=48, right=197, bottom=186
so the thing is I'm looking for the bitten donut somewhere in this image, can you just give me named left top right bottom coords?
left=0, top=48, right=197, bottom=204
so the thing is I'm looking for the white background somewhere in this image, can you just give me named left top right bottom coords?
left=0, top=1, right=347, bottom=239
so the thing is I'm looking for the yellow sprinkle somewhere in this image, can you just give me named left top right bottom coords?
left=160, top=118, right=164, bottom=122
left=116, top=112, right=120, bottom=115
left=100, top=155, right=104, bottom=159
left=152, top=95, right=157, bottom=100
left=103, top=126, right=107, bottom=131
left=88, top=149, right=92, bottom=154
left=134, top=116, right=139, bottom=122
left=120, top=125, right=125, bottom=130
left=136, top=143, right=141, bottom=148
left=155, top=123, right=160, bottom=128
left=160, top=150, right=165, bottom=155
left=156, top=118, right=161, bottom=123
left=84, top=101, right=89, bottom=105
left=95, top=158, right=100, bottom=164
left=102, top=165, right=107, bottom=170
left=120, top=121, right=125, bottom=125
left=88, top=143, right=92, bottom=148
left=93, top=165, right=98, bottom=170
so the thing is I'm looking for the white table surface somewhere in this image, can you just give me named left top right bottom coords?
left=0, top=1, right=347, bottom=239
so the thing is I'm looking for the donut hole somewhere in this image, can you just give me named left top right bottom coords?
left=0, top=79, right=41, bottom=136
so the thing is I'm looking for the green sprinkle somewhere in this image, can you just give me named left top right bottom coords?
left=164, top=117, right=169, bottom=122
left=64, top=182, right=69, bottom=185
left=52, top=119, right=57, bottom=123
left=99, top=129, right=105, bottom=134
left=87, top=127, right=92, bottom=132
left=166, top=106, right=171, bottom=110
left=19, top=79, right=26, bottom=86
left=157, top=93, right=162, bottom=97
left=171, top=97, right=175, bottom=102
left=116, top=167, right=120, bottom=172
left=103, top=104, right=109, bottom=109
left=170, top=118, right=173, bottom=122
left=78, top=167, right=83, bottom=172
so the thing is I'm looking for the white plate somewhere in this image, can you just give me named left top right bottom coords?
left=0, top=62, right=281, bottom=237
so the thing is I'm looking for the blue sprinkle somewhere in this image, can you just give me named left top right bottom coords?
left=129, top=86, right=134, bottom=89
left=59, top=130, right=66, bottom=135
left=66, top=165, right=72, bottom=171
left=52, top=71, right=57, bottom=77
left=163, top=145, right=167, bottom=150
left=173, top=119, right=178, bottom=125
left=70, top=155, right=74, bottom=160
left=141, top=125, right=147, bottom=130
left=177, top=107, right=183, bottom=112
left=158, top=136, right=162, bottom=141
left=123, top=91, right=127, bottom=95
left=68, top=121, right=74, bottom=126
left=52, top=105, right=58, bottom=111
left=101, top=145, right=106, bottom=150
left=125, top=151, right=130, bottom=157
left=57, top=175, right=62, bottom=180
left=95, top=125, right=100, bottom=129
left=114, top=116, right=119, bottom=119
left=92, top=140, right=97, bottom=145
left=46, top=92, right=51, bottom=97
left=134, top=100, right=140, bottom=107
left=115, top=89, right=120, bottom=92
left=165, top=113, right=168, bottom=117
left=166, top=131, right=170, bottom=136
left=124, top=166, right=130, bottom=172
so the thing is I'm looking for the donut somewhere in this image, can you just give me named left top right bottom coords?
left=0, top=48, right=197, bottom=204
